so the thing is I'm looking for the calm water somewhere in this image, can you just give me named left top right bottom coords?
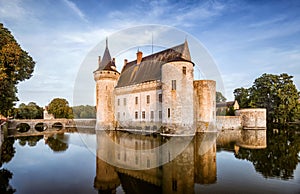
left=1, top=129, right=299, bottom=194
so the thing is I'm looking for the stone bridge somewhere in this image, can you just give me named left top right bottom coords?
left=7, top=119, right=96, bottom=136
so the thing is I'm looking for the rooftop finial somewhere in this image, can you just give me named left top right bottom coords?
left=106, top=37, right=108, bottom=48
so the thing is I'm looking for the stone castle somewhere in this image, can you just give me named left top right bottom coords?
left=94, top=39, right=216, bottom=134
left=93, top=39, right=266, bottom=133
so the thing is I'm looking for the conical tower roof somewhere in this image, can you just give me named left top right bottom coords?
left=95, top=38, right=118, bottom=72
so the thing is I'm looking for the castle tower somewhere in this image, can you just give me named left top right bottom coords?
left=194, top=80, right=216, bottom=132
left=161, top=40, right=195, bottom=131
left=94, top=39, right=120, bottom=128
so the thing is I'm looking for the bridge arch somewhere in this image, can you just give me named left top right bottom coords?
left=35, top=122, right=48, bottom=132
left=16, top=123, right=30, bottom=133
left=52, top=122, right=63, bottom=130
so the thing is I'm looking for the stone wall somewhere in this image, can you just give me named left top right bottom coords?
left=114, top=81, right=162, bottom=125
left=194, top=80, right=216, bottom=132
left=216, top=116, right=241, bottom=130
left=236, top=108, right=266, bottom=129
left=161, top=61, right=194, bottom=128
left=94, top=70, right=120, bottom=127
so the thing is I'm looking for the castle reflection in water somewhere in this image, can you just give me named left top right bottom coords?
left=94, top=129, right=266, bottom=194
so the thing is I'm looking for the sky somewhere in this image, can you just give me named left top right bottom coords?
left=1, top=0, right=300, bottom=107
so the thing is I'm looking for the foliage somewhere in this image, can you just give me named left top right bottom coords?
left=72, top=105, right=96, bottom=118
left=234, top=73, right=300, bottom=124
left=17, top=136, right=43, bottom=147
left=0, top=23, right=35, bottom=116
left=46, top=134, right=68, bottom=152
left=233, top=87, right=250, bottom=108
left=47, top=98, right=73, bottom=119
left=235, top=129, right=300, bottom=180
left=0, top=138, right=15, bottom=167
left=216, top=91, right=227, bottom=103
left=0, top=169, right=16, bottom=194
left=14, top=102, right=43, bottom=119
left=226, top=106, right=235, bottom=116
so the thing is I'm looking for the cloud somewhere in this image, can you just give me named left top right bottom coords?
left=63, top=0, right=88, bottom=22
left=0, top=0, right=26, bottom=21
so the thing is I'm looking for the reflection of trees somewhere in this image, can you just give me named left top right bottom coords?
left=46, top=134, right=68, bottom=152
left=235, top=130, right=300, bottom=180
left=0, top=169, right=16, bottom=194
left=0, top=138, right=16, bottom=193
left=0, top=138, right=15, bottom=166
left=17, top=136, right=43, bottom=147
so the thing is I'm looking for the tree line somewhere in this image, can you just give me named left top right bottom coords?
left=12, top=98, right=96, bottom=119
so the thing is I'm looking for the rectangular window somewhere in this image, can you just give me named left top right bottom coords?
left=159, top=111, right=162, bottom=119
left=168, top=108, right=171, bottom=118
left=123, top=98, right=126, bottom=106
left=117, top=112, right=120, bottom=119
left=135, top=111, right=138, bottom=119
left=171, top=80, right=176, bottom=90
left=117, top=99, right=120, bottom=106
left=159, top=93, right=162, bottom=103
left=146, top=95, right=150, bottom=104
left=172, top=179, right=177, bottom=191
left=135, top=96, right=138, bottom=105
left=142, top=111, right=145, bottom=119
left=135, top=155, right=139, bottom=165
left=147, top=159, right=150, bottom=168
left=117, top=153, right=120, bottom=160
left=124, top=152, right=126, bottom=162
left=151, top=111, right=154, bottom=119
left=183, top=66, right=186, bottom=75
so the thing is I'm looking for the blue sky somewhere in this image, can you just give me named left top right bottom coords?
left=1, top=0, right=300, bottom=106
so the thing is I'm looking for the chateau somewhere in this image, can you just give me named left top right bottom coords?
left=94, top=39, right=216, bottom=134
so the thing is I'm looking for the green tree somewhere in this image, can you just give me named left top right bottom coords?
left=72, top=105, right=96, bottom=118
left=250, top=73, right=300, bottom=123
left=233, top=73, right=300, bottom=124
left=216, top=91, right=227, bottom=103
left=0, top=23, right=35, bottom=116
left=47, top=98, right=73, bottom=119
left=234, top=87, right=250, bottom=108
left=15, top=102, right=43, bottom=119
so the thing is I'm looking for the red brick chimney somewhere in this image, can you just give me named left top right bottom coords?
left=136, top=50, right=143, bottom=65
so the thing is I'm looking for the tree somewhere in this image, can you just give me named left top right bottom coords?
left=0, top=23, right=35, bottom=116
left=14, top=102, right=43, bottom=119
left=72, top=105, right=96, bottom=118
left=233, top=73, right=300, bottom=124
left=233, top=87, right=250, bottom=108
left=250, top=73, right=300, bottom=123
left=216, top=91, right=227, bottom=103
left=47, top=98, right=73, bottom=119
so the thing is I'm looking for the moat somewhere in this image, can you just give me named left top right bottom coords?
left=0, top=128, right=299, bottom=194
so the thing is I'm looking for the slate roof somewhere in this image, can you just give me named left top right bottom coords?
left=116, top=40, right=193, bottom=88
left=95, top=39, right=118, bottom=73
left=216, top=101, right=235, bottom=108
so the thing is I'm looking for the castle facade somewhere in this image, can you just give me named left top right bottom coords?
left=94, top=40, right=216, bottom=134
